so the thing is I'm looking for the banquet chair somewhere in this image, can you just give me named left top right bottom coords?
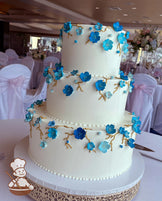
left=126, top=73, right=157, bottom=132
left=20, top=56, right=35, bottom=71
left=0, top=64, right=31, bottom=119
left=43, top=56, right=59, bottom=68
left=5, top=49, right=19, bottom=65
left=152, top=103, right=162, bottom=135
left=0, top=52, right=8, bottom=67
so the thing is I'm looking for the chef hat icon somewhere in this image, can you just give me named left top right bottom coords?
left=10, top=158, right=26, bottom=171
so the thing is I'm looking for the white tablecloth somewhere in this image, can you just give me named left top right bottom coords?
left=0, top=119, right=162, bottom=201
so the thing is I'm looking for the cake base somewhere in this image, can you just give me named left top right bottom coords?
left=14, top=137, right=144, bottom=201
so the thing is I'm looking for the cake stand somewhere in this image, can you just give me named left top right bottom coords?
left=14, top=137, right=145, bottom=201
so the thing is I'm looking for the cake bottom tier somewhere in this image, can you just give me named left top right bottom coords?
left=28, top=104, right=138, bottom=181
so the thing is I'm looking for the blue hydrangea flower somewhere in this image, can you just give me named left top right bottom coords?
left=117, top=33, right=126, bottom=44
left=106, top=124, right=116, bottom=134
left=105, top=91, right=112, bottom=99
left=125, top=31, right=130, bottom=39
left=54, top=69, right=64, bottom=80
left=127, top=138, right=135, bottom=148
left=43, top=67, right=49, bottom=77
left=63, top=85, right=73, bottom=96
left=46, top=74, right=53, bottom=84
left=132, top=124, right=141, bottom=134
left=64, top=21, right=72, bottom=33
left=94, top=22, right=103, bottom=31
left=119, top=80, right=126, bottom=88
left=95, top=80, right=106, bottom=91
left=113, top=22, right=123, bottom=32
left=76, top=27, right=83, bottom=35
left=87, top=142, right=95, bottom=151
left=120, top=71, right=128, bottom=80
left=35, top=99, right=43, bottom=105
left=98, top=141, right=110, bottom=153
left=71, top=70, right=78, bottom=76
left=80, top=72, right=91, bottom=82
left=103, top=39, right=113, bottom=51
left=25, top=112, right=33, bottom=122
left=89, top=31, right=100, bottom=43
left=48, top=121, right=55, bottom=127
left=48, top=128, right=58, bottom=139
left=40, top=141, right=47, bottom=149
left=74, top=127, right=86, bottom=140
left=122, top=42, right=129, bottom=54
left=34, top=117, right=41, bottom=127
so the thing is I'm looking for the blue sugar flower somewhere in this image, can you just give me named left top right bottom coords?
left=55, top=62, right=62, bottom=68
left=80, top=72, right=91, bottom=82
left=124, top=130, right=130, bottom=138
left=94, top=22, right=103, bottom=31
left=117, top=33, right=126, bottom=44
left=119, top=127, right=126, bottom=134
left=43, top=67, right=49, bottom=77
left=132, top=124, right=141, bottom=134
left=63, top=85, right=73, bottom=96
left=127, top=138, right=135, bottom=148
left=46, top=74, right=53, bottom=84
left=74, top=127, right=86, bottom=140
left=122, top=42, right=129, bottom=54
left=54, top=69, right=64, bottom=80
left=128, top=72, right=133, bottom=79
left=87, top=142, right=95, bottom=151
left=76, top=27, right=83, bottom=35
left=119, top=80, right=126, bottom=88
left=48, top=120, right=55, bottom=127
left=95, top=80, right=106, bottom=91
left=89, top=31, right=100, bottom=43
left=89, top=27, right=92, bottom=30
left=35, top=99, right=43, bottom=105
left=105, top=91, right=112, bottom=99
left=29, top=103, right=34, bottom=109
left=64, top=21, right=72, bottom=33
left=113, top=22, right=123, bottom=32
left=106, top=124, right=116, bottom=134
left=98, top=141, right=110, bottom=153
left=25, top=112, right=33, bottom=122
left=34, top=117, right=41, bottom=127
left=103, top=39, right=113, bottom=51
left=74, top=40, right=78, bottom=43
left=120, top=71, right=128, bottom=80
left=132, top=116, right=141, bottom=125
left=40, top=141, right=47, bottom=149
left=120, top=144, right=123, bottom=148
left=71, top=70, right=78, bottom=76
left=48, top=128, right=58, bottom=139
left=54, top=65, right=64, bottom=73
left=125, top=31, right=130, bottom=39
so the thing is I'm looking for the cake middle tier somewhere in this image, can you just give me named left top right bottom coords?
left=46, top=74, right=130, bottom=126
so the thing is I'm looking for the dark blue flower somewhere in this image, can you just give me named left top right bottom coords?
left=132, top=124, right=141, bottom=134
left=117, top=33, right=126, bottom=44
left=40, top=141, right=47, bottom=149
left=125, top=31, right=130, bottom=39
left=34, top=117, right=41, bottom=126
left=46, top=74, right=53, bottom=84
left=35, top=100, right=43, bottom=105
left=29, top=103, right=34, bottom=109
left=74, top=40, right=78, bottom=43
left=54, top=69, right=64, bottom=80
left=89, top=31, right=100, bottom=43
left=106, top=124, right=116, bottom=134
left=64, top=21, right=72, bottom=33
left=127, top=138, right=135, bottom=148
left=63, top=85, right=73, bottom=96
left=113, top=22, right=123, bottom=32
left=71, top=70, right=78, bottom=76
left=87, top=142, right=95, bottom=151
left=120, top=71, right=128, bottom=80
left=48, top=121, right=55, bottom=127
left=103, top=39, right=113, bottom=51
left=95, top=80, right=106, bottom=91
left=122, top=42, right=129, bottom=54
left=98, top=141, right=110, bottom=153
left=74, top=127, right=86, bottom=140
left=94, top=22, right=103, bottom=31
left=119, top=127, right=127, bottom=134
left=48, top=128, right=58, bottom=139
left=80, top=72, right=91, bottom=82
left=129, top=79, right=135, bottom=92
left=76, top=27, right=83, bottom=35
left=25, top=112, right=33, bottom=122
left=43, top=67, right=49, bottom=77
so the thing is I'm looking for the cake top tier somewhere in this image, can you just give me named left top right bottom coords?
left=61, top=22, right=129, bottom=77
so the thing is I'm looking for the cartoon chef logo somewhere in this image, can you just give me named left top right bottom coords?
left=7, top=158, right=34, bottom=196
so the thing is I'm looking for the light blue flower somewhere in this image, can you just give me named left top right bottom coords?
left=48, top=121, right=55, bottom=127
left=64, top=21, right=72, bottom=33
left=103, top=39, right=113, bottom=51
left=98, top=141, right=110, bottom=153
left=128, top=72, right=133, bottom=79
left=71, top=70, right=78, bottom=76
left=127, top=138, right=135, bottom=148
left=46, top=74, right=53, bottom=84
left=95, top=80, right=106, bottom=91
left=119, top=80, right=126, bottom=88
left=125, top=31, right=130, bottom=39
left=113, top=22, right=123, bottom=32
left=63, top=85, right=73, bottom=96
left=124, top=130, right=130, bottom=138
left=89, top=31, right=100, bottom=43
left=48, top=128, right=58, bottom=139
left=94, top=22, right=103, bottom=31
left=122, top=42, right=129, bottom=54
left=120, top=71, right=128, bottom=80
left=117, top=33, right=126, bottom=44
left=119, top=127, right=126, bottom=134
left=105, top=91, right=112, bottom=99
left=43, top=67, right=49, bottom=77
left=34, top=117, right=41, bottom=127
left=132, top=116, right=141, bottom=125
left=76, top=27, right=83, bottom=35
left=132, top=124, right=141, bottom=134
left=54, top=69, right=64, bottom=80
left=106, top=124, right=116, bottom=134
left=40, top=141, right=47, bottom=149
left=87, top=142, right=95, bottom=151
left=25, top=112, right=33, bottom=122
left=74, top=127, right=86, bottom=140
left=80, top=72, right=91, bottom=82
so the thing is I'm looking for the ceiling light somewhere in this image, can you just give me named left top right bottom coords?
left=96, top=7, right=100, bottom=9
left=123, top=14, right=128, bottom=16
left=160, top=14, right=162, bottom=16
left=147, top=19, right=152, bottom=22
left=109, top=7, right=122, bottom=11
left=132, top=7, right=136, bottom=9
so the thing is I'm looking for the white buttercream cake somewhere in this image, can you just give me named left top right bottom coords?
left=26, top=22, right=141, bottom=180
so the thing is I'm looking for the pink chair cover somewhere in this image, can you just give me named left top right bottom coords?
left=0, top=64, right=31, bottom=119
left=126, top=73, right=157, bottom=132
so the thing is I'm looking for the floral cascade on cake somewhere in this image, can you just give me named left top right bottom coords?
left=26, top=22, right=141, bottom=181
